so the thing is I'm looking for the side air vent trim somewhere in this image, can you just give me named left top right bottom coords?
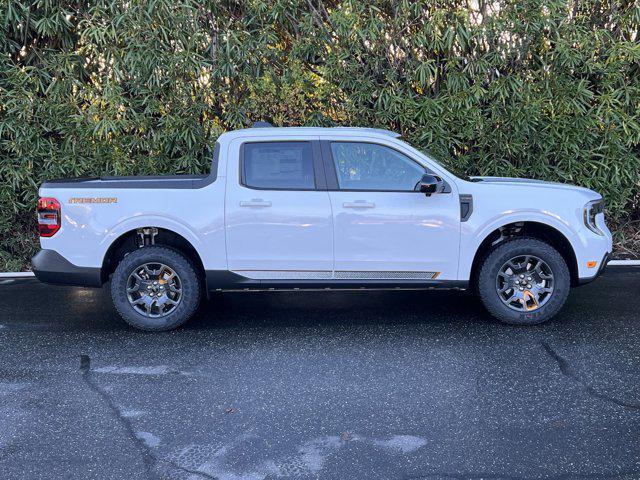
left=460, top=194, right=473, bottom=222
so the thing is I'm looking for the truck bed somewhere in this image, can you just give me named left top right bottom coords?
left=42, top=174, right=213, bottom=189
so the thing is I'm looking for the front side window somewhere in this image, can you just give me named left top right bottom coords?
left=330, top=142, right=425, bottom=191
left=242, top=142, right=315, bottom=190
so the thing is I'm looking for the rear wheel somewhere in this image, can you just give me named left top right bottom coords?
left=477, top=238, right=570, bottom=325
left=111, top=246, right=201, bottom=331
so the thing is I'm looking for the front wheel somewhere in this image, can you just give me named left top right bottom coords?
left=110, top=246, right=201, bottom=331
left=477, top=238, right=570, bottom=325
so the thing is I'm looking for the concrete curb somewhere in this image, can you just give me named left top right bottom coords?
left=0, top=260, right=638, bottom=278
left=0, top=272, right=36, bottom=278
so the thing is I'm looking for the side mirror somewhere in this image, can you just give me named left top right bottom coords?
left=419, top=174, right=443, bottom=196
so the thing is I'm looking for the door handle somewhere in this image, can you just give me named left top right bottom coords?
left=240, top=199, right=272, bottom=207
left=343, top=201, right=375, bottom=208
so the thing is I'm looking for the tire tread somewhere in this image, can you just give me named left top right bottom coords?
left=476, top=237, right=570, bottom=325
left=110, top=246, right=201, bottom=331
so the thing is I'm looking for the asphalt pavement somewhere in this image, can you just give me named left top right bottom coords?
left=1, top=266, right=639, bottom=480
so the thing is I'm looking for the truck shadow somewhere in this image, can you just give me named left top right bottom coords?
left=1, top=278, right=491, bottom=332
left=186, top=267, right=638, bottom=333
left=191, top=288, right=487, bottom=330
left=1, top=268, right=636, bottom=334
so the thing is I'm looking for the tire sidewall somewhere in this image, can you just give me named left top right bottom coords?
left=478, top=239, right=570, bottom=325
left=111, top=247, right=200, bottom=331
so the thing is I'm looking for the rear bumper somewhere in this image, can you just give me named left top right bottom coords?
left=577, top=252, right=610, bottom=286
left=32, top=249, right=103, bottom=287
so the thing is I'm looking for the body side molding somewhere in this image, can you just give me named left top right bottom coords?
left=205, top=270, right=466, bottom=291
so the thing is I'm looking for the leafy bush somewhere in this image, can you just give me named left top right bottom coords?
left=1, top=0, right=639, bottom=270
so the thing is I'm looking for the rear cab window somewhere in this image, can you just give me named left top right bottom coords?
left=241, top=142, right=316, bottom=190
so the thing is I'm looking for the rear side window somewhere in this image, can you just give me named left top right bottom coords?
left=242, top=142, right=315, bottom=190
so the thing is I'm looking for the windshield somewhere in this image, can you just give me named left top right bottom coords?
left=418, top=148, right=447, bottom=170
left=401, top=140, right=466, bottom=180
left=413, top=144, right=476, bottom=181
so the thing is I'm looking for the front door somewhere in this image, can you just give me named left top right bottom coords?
left=323, top=140, right=460, bottom=280
left=225, top=138, right=334, bottom=278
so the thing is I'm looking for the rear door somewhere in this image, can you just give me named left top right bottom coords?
left=322, top=139, right=461, bottom=280
left=225, top=137, right=334, bottom=278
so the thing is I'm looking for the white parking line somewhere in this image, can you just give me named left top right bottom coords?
left=0, top=272, right=35, bottom=278
left=608, top=260, right=640, bottom=266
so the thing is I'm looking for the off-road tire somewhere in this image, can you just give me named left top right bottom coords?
left=477, top=238, right=570, bottom=325
left=110, top=246, right=201, bottom=331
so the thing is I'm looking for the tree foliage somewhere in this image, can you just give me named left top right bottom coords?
left=1, top=0, right=639, bottom=270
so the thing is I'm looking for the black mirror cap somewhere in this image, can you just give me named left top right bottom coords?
left=419, top=174, right=443, bottom=195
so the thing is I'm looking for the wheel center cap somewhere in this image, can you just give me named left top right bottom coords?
left=126, top=262, right=182, bottom=318
left=496, top=255, right=555, bottom=313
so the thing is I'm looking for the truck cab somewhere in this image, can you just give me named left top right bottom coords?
left=33, top=125, right=612, bottom=330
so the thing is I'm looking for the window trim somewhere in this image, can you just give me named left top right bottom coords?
left=239, top=140, right=326, bottom=191
left=321, top=140, right=431, bottom=193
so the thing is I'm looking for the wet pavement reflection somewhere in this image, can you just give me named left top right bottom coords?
left=1, top=267, right=639, bottom=479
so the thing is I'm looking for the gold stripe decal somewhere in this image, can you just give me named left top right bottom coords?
left=68, top=197, right=118, bottom=204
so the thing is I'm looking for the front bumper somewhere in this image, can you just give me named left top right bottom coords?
left=577, top=252, right=610, bottom=286
left=32, top=249, right=103, bottom=287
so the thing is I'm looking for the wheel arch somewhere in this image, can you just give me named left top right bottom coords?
left=101, top=227, right=206, bottom=285
left=468, top=221, right=579, bottom=287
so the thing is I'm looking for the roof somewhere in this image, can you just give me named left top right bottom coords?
left=220, top=126, right=402, bottom=140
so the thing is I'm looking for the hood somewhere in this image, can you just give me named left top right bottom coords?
left=469, top=176, right=598, bottom=196
left=470, top=176, right=567, bottom=186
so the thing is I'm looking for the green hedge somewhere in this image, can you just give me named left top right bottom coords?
left=1, top=0, right=639, bottom=270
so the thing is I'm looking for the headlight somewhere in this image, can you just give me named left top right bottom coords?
left=583, top=199, right=605, bottom=235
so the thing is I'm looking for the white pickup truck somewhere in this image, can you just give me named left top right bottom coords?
left=33, top=124, right=612, bottom=331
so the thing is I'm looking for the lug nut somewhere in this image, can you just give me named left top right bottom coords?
left=519, top=274, right=525, bottom=279
left=519, top=287, right=524, bottom=291
left=527, top=276, right=532, bottom=281
left=527, top=284, right=532, bottom=288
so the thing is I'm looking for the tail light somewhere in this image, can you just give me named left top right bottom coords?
left=37, top=197, right=61, bottom=237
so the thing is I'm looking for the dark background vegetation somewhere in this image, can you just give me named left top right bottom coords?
left=1, top=0, right=639, bottom=271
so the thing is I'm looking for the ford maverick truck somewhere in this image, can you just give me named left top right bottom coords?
left=33, top=125, right=612, bottom=330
